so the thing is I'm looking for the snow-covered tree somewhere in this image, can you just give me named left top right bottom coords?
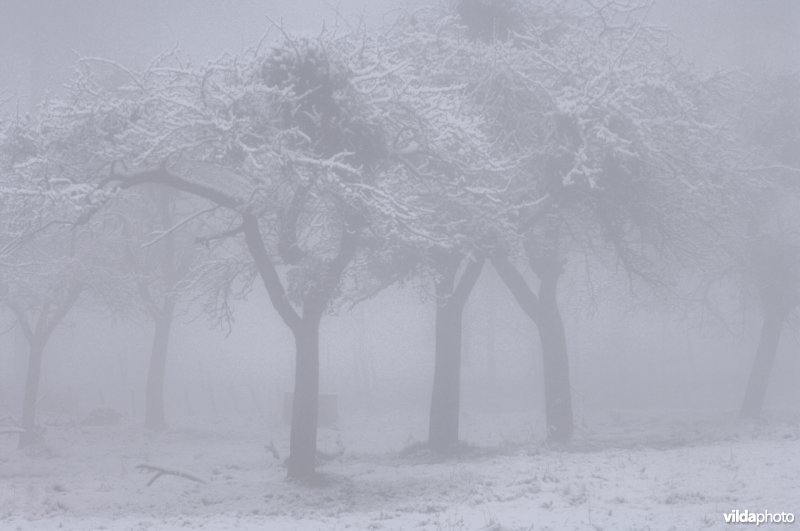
left=440, top=0, right=745, bottom=442
left=735, top=73, right=800, bottom=418
left=46, top=35, right=403, bottom=479
left=353, top=8, right=528, bottom=451
left=109, top=186, right=205, bottom=430
left=0, top=113, right=115, bottom=447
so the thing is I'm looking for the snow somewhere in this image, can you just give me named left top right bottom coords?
left=2, top=409, right=798, bottom=530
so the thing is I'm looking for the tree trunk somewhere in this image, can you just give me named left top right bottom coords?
left=144, top=300, right=176, bottom=430
left=241, top=214, right=356, bottom=480
left=287, top=313, right=321, bottom=480
left=486, top=307, right=497, bottom=390
left=11, top=286, right=81, bottom=449
left=143, top=187, right=179, bottom=430
left=537, top=275, right=573, bottom=443
left=19, top=338, right=45, bottom=448
left=427, top=255, right=484, bottom=452
left=428, top=296, right=464, bottom=452
left=492, top=255, right=574, bottom=443
left=740, top=309, right=785, bottom=419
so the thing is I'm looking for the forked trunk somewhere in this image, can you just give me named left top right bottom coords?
left=13, top=287, right=81, bottom=448
left=492, top=255, right=574, bottom=443
left=241, top=214, right=356, bottom=480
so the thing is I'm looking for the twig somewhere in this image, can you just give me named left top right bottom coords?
left=195, top=223, right=245, bottom=247
left=142, top=206, right=219, bottom=248
left=136, top=464, right=206, bottom=487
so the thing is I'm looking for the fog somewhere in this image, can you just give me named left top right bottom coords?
left=1, top=1, right=799, bottom=529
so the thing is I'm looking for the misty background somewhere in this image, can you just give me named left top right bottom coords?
left=0, top=0, right=798, bottom=445
left=1, top=1, right=799, bottom=529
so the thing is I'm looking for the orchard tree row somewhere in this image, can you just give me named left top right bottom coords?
left=1, top=0, right=798, bottom=481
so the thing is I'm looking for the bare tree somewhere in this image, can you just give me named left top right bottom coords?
left=736, top=73, right=800, bottom=418
left=362, top=11, right=520, bottom=452
left=443, top=0, right=744, bottom=442
left=0, top=115, right=116, bottom=447
left=111, top=186, right=202, bottom=430
left=44, top=33, right=398, bottom=479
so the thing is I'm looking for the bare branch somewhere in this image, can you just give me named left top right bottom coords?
left=241, top=214, right=302, bottom=332
left=142, top=207, right=220, bottom=249
left=136, top=464, right=206, bottom=487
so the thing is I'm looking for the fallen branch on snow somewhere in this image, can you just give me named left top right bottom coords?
left=136, top=464, right=206, bottom=487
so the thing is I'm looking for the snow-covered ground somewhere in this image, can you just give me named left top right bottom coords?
left=1, top=409, right=798, bottom=530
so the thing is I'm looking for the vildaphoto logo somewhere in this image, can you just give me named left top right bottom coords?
left=723, top=509, right=795, bottom=526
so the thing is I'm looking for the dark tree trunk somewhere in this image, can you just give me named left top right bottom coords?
left=142, top=187, right=179, bottom=431
left=144, top=300, right=176, bottom=430
left=428, top=290, right=465, bottom=452
left=13, top=286, right=81, bottom=449
left=19, top=338, right=45, bottom=448
left=740, top=309, right=786, bottom=419
left=428, top=255, right=484, bottom=453
left=242, top=214, right=357, bottom=481
left=537, top=275, right=573, bottom=443
left=287, top=313, right=321, bottom=479
left=492, top=254, right=574, bottom=443
left=115, top=167, right=357, bottom=480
